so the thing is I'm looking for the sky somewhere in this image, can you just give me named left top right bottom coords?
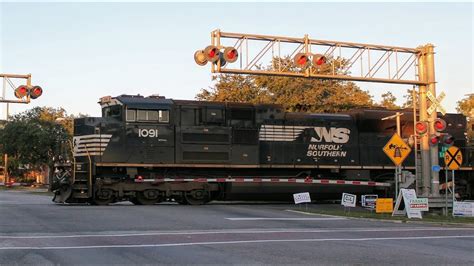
left=0, top=1, right=472, bottom=118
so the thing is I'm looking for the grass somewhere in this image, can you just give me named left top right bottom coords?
left=302, top=207, right=474, bottom=224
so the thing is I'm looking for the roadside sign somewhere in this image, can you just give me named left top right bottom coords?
left=341, top=193, right=356, bottom=207
left=444, top=146, right=462, bottom=170
left=453, top=202, right=474, bottom=217
left=383, top=133, right=412, bottom=166
left=409, top=198, right=429, bottom=212
left=432, top=165, right=441, bottom=172
left=426, top=91, right=446, bottom=115
left=376, top=198, right=393, bottom=213
left=362, top=195, right=378, bottom=209
left=392, top=189, right=422, bottom=219
left=293, top=192, right=311, bottom=204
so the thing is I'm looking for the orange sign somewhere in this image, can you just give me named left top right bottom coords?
left=444, top=146, right=462, bottom=170
left=376, top=198, right=394, bottom=213
left=383, top=134, right=412, bottom=166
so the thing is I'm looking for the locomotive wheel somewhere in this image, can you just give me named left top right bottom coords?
left=184, top=189, right=210, bottom=205
left=135, top=190, right=161, bottom=205
left=93, top=189, right=115, bottom=205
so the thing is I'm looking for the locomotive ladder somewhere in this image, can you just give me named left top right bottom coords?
left=71, top=161, right=91, bottom=199
left=70, top=146, right=92, bottom=200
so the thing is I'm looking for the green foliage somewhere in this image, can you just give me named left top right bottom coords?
left=0, top=107, right=72, bottom=174
left=456, top=94, right=474, bottom=143
left=379, top=92, right=400, bottom=110
left=196, top=56, right=375, bottom=113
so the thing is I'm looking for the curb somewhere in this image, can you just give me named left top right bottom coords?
left=293, top=210, right=474, bottom=227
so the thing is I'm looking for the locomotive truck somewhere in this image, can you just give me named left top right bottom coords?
left=51, top=94, right=473, bottom=205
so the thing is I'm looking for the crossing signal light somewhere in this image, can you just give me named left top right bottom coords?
left=312, top=54, right=327, bottom=68
left=429, top=135, right=440, bottom=146
left=223, top=47, right=238, bottom=63
left=203, top=45, right=220, bottom=63
left=415, top=121, right=428, bottom=135
left=434, top=118, right=446, bottom=132
left=14, top=85, right=28, bottom=99
left=29, top=86, right=43, bottom=99
left=442, top=134, right=454, bottom=147
left=294, top=53, right=310, bottom=68
left=194, top=50, right=208, bottom=66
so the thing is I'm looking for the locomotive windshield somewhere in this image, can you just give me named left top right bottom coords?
left=102, top=105, right=122, bottom=120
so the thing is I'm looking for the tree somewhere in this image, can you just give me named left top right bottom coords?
left=402, top=88, right=418, bottom=109
left=0, top=107, right=72, bottom=178
left=456, top=94, right=474, bottom=143
left=197, top=56, right=374, bottom=113
left=379, top=92, right=400, bottom=110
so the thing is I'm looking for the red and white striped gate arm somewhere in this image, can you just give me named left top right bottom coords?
left=133, top=177, right=391, bottom=187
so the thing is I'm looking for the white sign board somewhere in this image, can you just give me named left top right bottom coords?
left=409, top=198, right=429, bottom=212
left=362, top=194, right=378, bottom=209
left=392, top=189, right=422, bottom=219
left=453, top=202, right=474, bottom=217
left=293, top=192, right=311, bottom=204
left=341, top=193, right=356, bottom=207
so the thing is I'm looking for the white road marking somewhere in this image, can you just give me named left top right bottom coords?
left=225, top=217, right=346, bottom=221
left=285, top=209, right=343, bottom=218
left=1, top=227, right=472, bottom=239
left=1, top=235, right=473, bottom=250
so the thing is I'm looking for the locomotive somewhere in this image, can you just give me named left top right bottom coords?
left=51, top=94, right=473, bottom=205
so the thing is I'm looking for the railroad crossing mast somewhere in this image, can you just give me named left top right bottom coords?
left=195, top=29, right=441, bottom=197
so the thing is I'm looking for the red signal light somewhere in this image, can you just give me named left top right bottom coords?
left=203, top=45, right=220, bottom=63
left=429, top=135, right=440, bottom=146
left=294, top=53, right=310, bottom=68
left=415, top=121, right=428, bottom=135
left=30, top=86, right=43, bottom=99
left=14, top=85, right=28, bottom=99
left=223, top=47, right=238, bottom=63
left=312, top=54, right=327, bottom=68
left=434, top=118, right=446, bottom=132
left=443, top=134, right=454, bottom=146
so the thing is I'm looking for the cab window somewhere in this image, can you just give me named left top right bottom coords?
left=102, top=105, right=122, bottom=120
left=128, top=109, right=169, bottom=123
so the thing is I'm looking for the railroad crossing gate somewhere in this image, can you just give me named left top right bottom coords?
left=383, top=134, right=412, bottom=166
left=444, top=146, right=462, bottom=170
left=427, top=91, right=446, bottom=115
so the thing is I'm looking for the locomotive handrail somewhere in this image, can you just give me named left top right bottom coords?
left=84, top=145, right=92, bottom=197
left=67, top=140, right=76, bottom=184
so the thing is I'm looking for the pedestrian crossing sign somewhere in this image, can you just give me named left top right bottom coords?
left=383, top=133, right=412, bottom=166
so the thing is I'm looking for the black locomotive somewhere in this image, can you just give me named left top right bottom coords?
left=51, top=94, right=473, bottom=205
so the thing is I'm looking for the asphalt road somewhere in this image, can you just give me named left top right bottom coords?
left=1, top=190, right=473, bottom=265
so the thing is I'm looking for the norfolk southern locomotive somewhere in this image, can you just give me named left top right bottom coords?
left=51, top=94, right=473, bottom=205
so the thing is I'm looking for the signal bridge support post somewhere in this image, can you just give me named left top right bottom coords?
left=425, top=45, right=440, bottom=197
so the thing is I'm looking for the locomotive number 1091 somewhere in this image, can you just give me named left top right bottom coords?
left=138, top=128, right=159, bottom=138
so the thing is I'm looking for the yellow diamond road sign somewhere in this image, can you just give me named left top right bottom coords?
left=444, top=146, right=462, bottom=170
left=383, top=133, right=412, bottom=166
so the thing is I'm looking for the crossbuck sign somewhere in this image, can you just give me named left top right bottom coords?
left=426, top=91, right=446, bottom=115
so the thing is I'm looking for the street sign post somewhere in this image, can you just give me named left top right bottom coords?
left=383, top=133, right=412, bottom=200
left=444, top=146, right=462, bottom=217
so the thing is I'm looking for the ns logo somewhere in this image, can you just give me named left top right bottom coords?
left=310, top=127, right=350, bottom=144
